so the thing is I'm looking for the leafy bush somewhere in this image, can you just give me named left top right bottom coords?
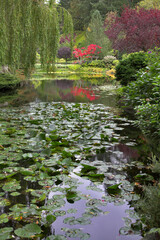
left=67, top=64, right=81, bottom=71
left=120, top=49, right=160, bottom=141
left=0, top=73, right=20, bottom=91
left=103, top=55, right=116, bottom=64
left=57, top=47, right=71, bottom=62
left=115, top=52, right=147, bottom=86
left=135, top=103, right=160, bottom=139
left=81, top=60, right=106, bottom=68
left=135, top=185, right=160, bottom=228
left=103, top=55, right=118, bottom=68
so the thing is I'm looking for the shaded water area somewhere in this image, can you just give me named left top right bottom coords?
left=0, top=66, right=150, bottom=240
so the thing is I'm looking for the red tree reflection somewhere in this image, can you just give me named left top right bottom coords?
left=71, top=86, right=100, bottom=101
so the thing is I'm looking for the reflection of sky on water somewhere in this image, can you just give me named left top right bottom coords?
left=48, top=173, right=140, bottom=240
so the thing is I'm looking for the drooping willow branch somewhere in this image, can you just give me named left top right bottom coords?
left=0, top=0, right=73, bottom=76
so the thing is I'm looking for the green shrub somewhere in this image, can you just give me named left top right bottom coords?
left=81, top=60, right=106, bottom=68
left=135, top=103, right=160, bottom=139
left=67, top=64, right=81, bottom=71
left=103, top=55, right=116, bottom=64
left=121, top=49, right=160, bottom=141
left=115, top=51, right=147, bottom=86
left=0, top=73, right=20, bottom=91
left=135, top=185, right=160, bottom=228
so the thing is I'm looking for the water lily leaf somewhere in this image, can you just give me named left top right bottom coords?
left=86, top=186, right=103, bottom=192
left=54, top=210, right=66, bottom=217
left=76, top=217, right=91, bottom=225
left=86, top=199, right=107, bottom=207
left=24, top=176, right=38, bottom=182
left=134, top=173, right=154, bottom=182
left=22, top=153, right=33, bottom=159
left=0, top=214, right=9, bottom=224
left=83, top=207, right=103, bottom=218
left=66, top=190, right=80, bottom=203
left=81, top=164, right=97, bottom=173
left=2, top=179, right=21, bottom=192
left=46, top=235, right=67, bottom=240
left=119, top=226, right=131, bottom=235
left=62, top=228, right=90, bottom=239
left=67, top=208, right=77, bottom=214
left=107, top=183, right=121, bottom=195
left=0, top=198, right=11, bottom=207
left=10, top=192, right=21, bottom=196
left=20, top=168, right=35, bottom=176
left=41, top=148, right=52, bottom=157
left=0, top=227, right=13, bottom=240
left=86, top=173, right=104, bottom=182
left=15, top=223, right=41, bottom=238
left=46, top=214, right=56, bottom=224
left=63, top=217, right=76, bottom=225
left=0, top=172, right=17, bottom=180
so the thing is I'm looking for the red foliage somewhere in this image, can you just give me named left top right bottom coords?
left=105, top=7, right=160, bottom=53
left=73, top=44, right=102, bottom=62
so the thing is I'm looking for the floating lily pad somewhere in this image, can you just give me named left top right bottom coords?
left=0, top=198, right=11, bottom=207
left=10, top=192, right=21, bottom=196
left=54, top=210, right=66, bottom=217
left=46, top=235, right=67, bottom=240
left=67, top=208, right=77, bottom=214
left=15, top=223, right=41, bottom=238
left=62, top=227, right=90, bottom=239
left=0, top=227, right=13, bottom=240
left=107, top=183, right=121, bottom=195
left=0, top=214, right=9, bottom=224
left=2, top=179, right=21, bottom=192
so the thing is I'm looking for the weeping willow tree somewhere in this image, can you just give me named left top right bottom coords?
left=0, top=0, right=73, bottom=76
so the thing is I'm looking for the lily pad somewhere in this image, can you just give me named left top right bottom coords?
left=46, top=235, right=67, bottom=240
left=15, top=223, right=41, bottom=238
left=0, top=214, right=9, bottom=224
left=107, top=183, right=121, bottom=195
left=0, top=227, right=13, bottom=240
left=2, top=179, right=21, bottom=192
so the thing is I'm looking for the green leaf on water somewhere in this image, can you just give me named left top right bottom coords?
left=67, top=208, right=77, bottom=214
left=81, top=164, right=97, bottom=173
left=2, top=179, right=21, bottom=192
left=46, top=235, right=67, bottom=240
left=10, top=192, right=21, bottom=196
left=46, top=214, right=56, bottom=224
left=0, top=214, right=9, bottom=224
left=107, top=183, right=121, bottom=195
left=54, top=210, right=66, bottom=217
left=0, top=227, right=13, bottom=240
left=15, top=223, right=41, bottom=238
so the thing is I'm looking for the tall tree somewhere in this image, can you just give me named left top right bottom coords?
left=85, top=10, right=112, bottom=58
left=59, top=0, right=71, bottom=9
left=0, top=0, right=73, bottom=76
left=137, top=0, right=160, bottom=9
left=67, top=0, right=141, bottom=31
left=105, top=7, right=160, bottom=53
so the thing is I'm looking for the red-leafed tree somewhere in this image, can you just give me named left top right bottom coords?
left=105, top=7, right=160, bottom=53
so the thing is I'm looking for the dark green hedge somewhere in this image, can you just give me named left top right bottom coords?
left=0, top=73, right=20, bottom=91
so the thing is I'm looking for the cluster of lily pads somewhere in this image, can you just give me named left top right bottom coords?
left=0, top=102, right=142, bottom=239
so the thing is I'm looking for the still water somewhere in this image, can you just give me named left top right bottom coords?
left=0, top=72, right=145, bottom=240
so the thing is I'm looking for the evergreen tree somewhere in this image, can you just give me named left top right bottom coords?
left=85, top=10, right=112, bottom=58
left=59, top=0, right=71, bottom=9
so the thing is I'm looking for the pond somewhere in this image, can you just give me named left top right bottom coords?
left=0, top=66, right=150, bottom=240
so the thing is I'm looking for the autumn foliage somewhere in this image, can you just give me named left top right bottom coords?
left=73, top=44, right=102, bottom=63
left=105, top=7, right=160, bottom=53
